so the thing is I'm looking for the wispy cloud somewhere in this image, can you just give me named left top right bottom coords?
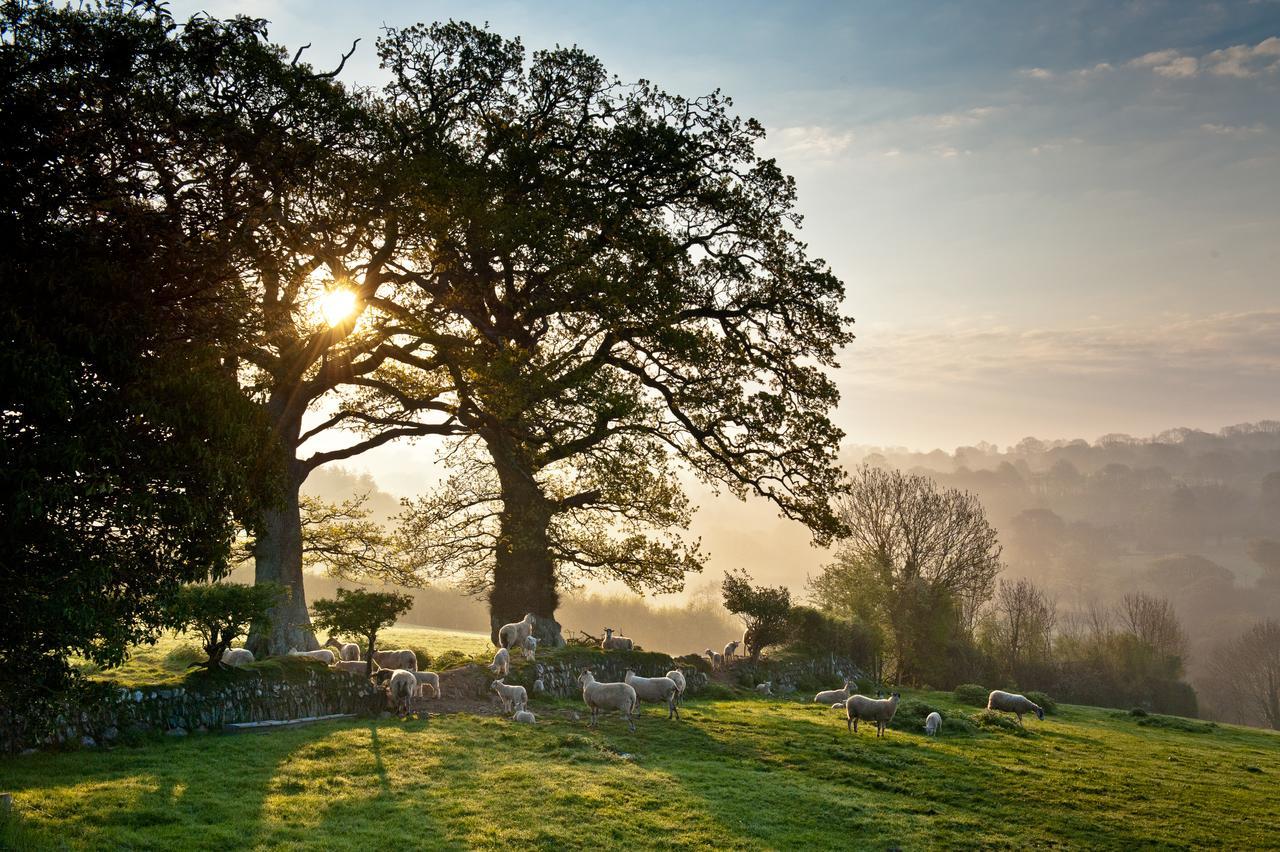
left=1025, top=36, right=1280, bottom=81
left=769, top=126, right=856, bottom=159
left=1201, top=122, right=1268, bottom=136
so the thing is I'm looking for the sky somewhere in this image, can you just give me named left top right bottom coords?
left=171, top=1, right=1280, bottom=588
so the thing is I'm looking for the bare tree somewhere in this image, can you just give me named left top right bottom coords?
left=983, top=577, right=1056, bottom=679
left=1207, top=619, right=1280, bottom=730
left=1118, top=592, right=1188, bottom=666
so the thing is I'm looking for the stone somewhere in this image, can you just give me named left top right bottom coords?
left=79, top=735, right=97, bottom=748
left=101, top=726, right=119, bottom=742
left=165, top=727, right=188, bottom=737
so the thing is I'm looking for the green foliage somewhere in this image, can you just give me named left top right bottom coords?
left=722, top=570, right=792, bottom=660
left=433, top=650, right=473, bottom=672
left=1130, top=707, right=1149, bottom=717
left=971, top=709, right=1031, bottom=736
left=162, top=645, right=206, bottom=671
left=954, top=683, right=989, bottom=706
left=1024, top=690, right=1058, bottom=715
left=1136, top=715, right=1217, bottom=734
left=162, top=584, right=284, bottom=669
left=887, top=698, right=941, bottom=732
left=311, top=589, right=414, bottom=676
left=785, top=606, right=881, bottom=671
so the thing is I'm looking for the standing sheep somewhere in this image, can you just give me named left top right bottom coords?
left=522, top=634, right=538, bottom=661
left=703, top=649, right=724, bottom=670
left=374, top=668, right=418, bottom=716
left=488, top=647, right=511, bottom=677
left=413, top=671, right=441, bottom=699
left=498, top=613, right=537, bottom=650
left=724, top=640, right=741, bottom=661
left=221, top=648, right=253, bottom=667
left=844, top=692, right=901, bottom=737
left=665, top=669, right=687, bottom=705
left=924, top=711, right=942, bottom=735
left=987, top=690, right=1044, bottom=724
left=578, top=670, right=639, bottom=732
left=371, top=649, right=417, bottom=671
left=490, top=679, right=528, bottom=714
left=601, top=627, right=634, bottom=651
left=624, top=669, right=680, bottom=720
left=813, top=680, right=856, bottom=705
left=323, top=636, right=361, bottom=661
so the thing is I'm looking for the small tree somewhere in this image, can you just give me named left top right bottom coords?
left=722, top=570, right=792, bottom=662
left=311, top=589, right=414, bottom=677
left=164, top=583, right=285, bottom=670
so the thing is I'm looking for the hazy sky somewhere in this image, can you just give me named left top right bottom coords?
left=170, top=1, right=1280, bottom=588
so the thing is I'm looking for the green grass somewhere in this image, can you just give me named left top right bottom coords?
left=2, top=690, right=1277, bottom=850
left=71, top=624, right=493, bottom=688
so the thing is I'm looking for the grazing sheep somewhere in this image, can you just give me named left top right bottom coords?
left=601, top=627, right=634, bottom=651
left=498, top=613, right=537, bottom=650
left=221, top=648, right=253, bottom=667
left=844, top=692, right=902, bottom=737
left=724, top=640, right=741, bottom=660
left=987, top=690, right=1044, bottom=724
left=490, top=679, right=528, bottom=714
left=413, top=671, right=441, bottom=699
left=522, top=634, right=538, bottom=661
left=814, top=680, right=856, bottom=705
left=288, top=648, right=337, bottom=665
left=513, top=709, right=536, bottom=724
left=330, top=660, right=373, bottom=675
left=703, top=649, right=724, bottom=670
left=624, top=669, right=680, bottom=720
left=373, top=668, right=418, bottom=716
left=665, top=669, right=687, bottom=705
left=488, top=647, right=510, bottom=677
left=755, top=681, right=773, bottom=696
left=371, top=649, right=417, bottom=671
left=924, top=711, right=942, bottom=736
left=578, top=670, right=639, bottom=732
left=323, top=636, right=360, bottom=661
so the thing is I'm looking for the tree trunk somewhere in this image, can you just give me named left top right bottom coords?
left=486, top=438, right=565, bottom=649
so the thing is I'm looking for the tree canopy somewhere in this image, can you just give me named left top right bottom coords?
left=311, top=588, right=414, bottom=677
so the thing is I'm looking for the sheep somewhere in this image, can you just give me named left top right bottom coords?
left=373, top=668, right=418, bottom=716
left=371, top=649, right=417, bottom=671
left=703, top=649, right=724, bottom=670
left=221, top=648, right=253, bottom=667
left=522, top=634, right=538, bottom=661
left=624, top=669, right=680, bottom=720
left=490, top=679, right=528, bottom=714
left=324, top=636, right=361, bottom=661
left=413, top=671, right=441, bottom=699
left=844, top=692, right=901, bottom=737
left=498, top=613, right=537, bottom=650
left=601, top=627, right=634, bottom=651
left=288, top=647, right=337, bottom=665
left=488, top=647, right=510, bottom=677
left=578, top=669, right=639, bottom=732
left=532, top=678, right=546, bottom=693
left=330, top=660, right=373, bottom=675
left=755, top=681, right=773, bottom=696
left=724, top=640, right=741, bottom=661
left=665, top=669, right=687, bottom=705
left=813, top=680, right=857, bottom=705
left=987, top=690, right=1044, bottom=724
left=924, top=711, right=942, bottom=736
left=513, top=709, right=535, bottom=724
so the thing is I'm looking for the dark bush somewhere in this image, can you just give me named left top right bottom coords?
left=1136, top=714, right=1216, bottom=734
left=784, top=606, right=880, bottom=673
left=1129, top=707, right=1149, bottom=717
left=954, top=683, right=988, bottom=706
left=887, top=698, right=940, bottom=732
left=1024, top=690, right=1058, bottom=715
left=434, top=650, right=472, bottom=671
left=972, top=709, right=1031, bottom=736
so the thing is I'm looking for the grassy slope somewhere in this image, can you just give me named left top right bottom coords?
left=2, top=691, right=1277, bottom=851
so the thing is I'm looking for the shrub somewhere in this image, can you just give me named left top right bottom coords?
left=434, top=650, right=472, bottom=671
left=942, top=715, right=977, bottom=736
left=699, top=682, right=737, bottom=700
left=311, top=589, right=414, bottom=678
left=162, top=643, right=205, bottom=671
left=1024, top=690, right=1058, bottom=715
left=1136, top=714, right=1217, bottom=734
left=887, top=698, right=940, bottom=732
left=785, top=606, right=880, bottom=672
left=972, top=709, right=1031, bottom=736
left=954, top=683, right=988, bottom=706
left=1129, top=707, right=1149, bottom=717
left=162, top=583, right=284, bottom=669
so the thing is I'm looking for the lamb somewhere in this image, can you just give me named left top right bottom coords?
left=490, top=679, right=528, bottom=714
left=221, top=648, right=253, bottom=667
left=624, top=669, right=680, bottom=720
left=498, top=613, right=536, bottom=650
left=601, top=627, right=634, bottom=651
left=323, top=636, right=361, bottom=661
left=413, top=671, right=441, bottom=699
left=724, top=640, right=741, bottom=660
left=578, top=669, right=639, bottom=732
left=703, top=649, right=724, bottom=670
left=521, top=634, right=538, bottom=661
left=813, top=680, right=856, bottom=705
left=374, top=668, right=418, bottom=716
left=513, top=709, right=536, bottom=724
left=755, top=681, right=773, bottom=696
left=665, top=669, right=687, bottom=705
left=488, top=647, right=510, bottom=677
left=330, top=660, right=373, bottom=675
left=924, top=711, right=942, bottom=736
left=371, top=649, right=417, bottom=671
left=288, top=647, right=337, bottom=665
left=987, top=690, right=1044, bottom=724
left=843, top=692, right=901, bottom=737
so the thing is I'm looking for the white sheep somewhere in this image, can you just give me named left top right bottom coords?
left=924, top=711, right=942, bottom=736
left=221, top=648, right=253, bottom=667
left=498, top=613, right=537, bottom=650
left=532, top=678, right=546, bottom=693
left=665, top=669, right=687, bottom=705
left=323, top=636, right=360, bottom=661
left=724, top=640, right=741, bottom=661
left=987, top=690, right=1044, bottom=724
left=703, top=649, right=724, bottom=670
left=513, top=709, right=536, bottom=724
left=755, top=681, right=773, bottom=696
left=624, top=669, right=680, bottom=720
left=490, top=679, right=528, bottom=714
left=288, top=647, right=337, bottom=665
left=330, top=660, right=374, bottom=675
left=813, top=680, right=856, bottom=705
left=522, top=634, right=538, bottom=661
left=413, top=671, right=441, bottom=699
left=578, top=670, right=638, bottom=732
left=488, top=647, right=510, bottom=677
left=371, top=649, right=417, bottom=671
left=373, top=668, right=418, bottom=716
left=844, top=692, right=901, bottom=737
left=601, top=627, right=634, bottom=651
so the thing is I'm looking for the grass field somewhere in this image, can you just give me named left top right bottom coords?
left=71, top=624, right=493, bottom=688
left=2, top=688, right=1277, bottom=850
